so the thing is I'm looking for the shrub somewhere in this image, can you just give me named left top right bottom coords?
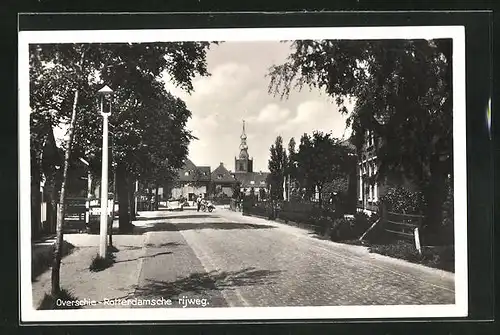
left=369, top=240, right=425, bottom=263
left=329, top=217, right=357, bottom=241
left=440, top=178, right=454, bottom=245
left=32, top=241, right=76, bottom=281
left=380, top=186, right=426, bottom=214
left=38, top=288, right=81, bottom=310
left=368, top=240, right=455, bottom=272
left=89, top=252, right=115, bottom=272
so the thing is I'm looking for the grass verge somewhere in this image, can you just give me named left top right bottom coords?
left=366, top=240, right=455, bottom=273
left=89, top=249, right=116, bottom=272
left=38, top=288, right=81, bottom=310
left=32, top=241, right=76, bottom=282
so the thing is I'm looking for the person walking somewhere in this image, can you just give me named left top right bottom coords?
left=196, top=194, right=202, bottom=212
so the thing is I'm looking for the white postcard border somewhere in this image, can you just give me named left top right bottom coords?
left=19, top=25, right=467, bottom=322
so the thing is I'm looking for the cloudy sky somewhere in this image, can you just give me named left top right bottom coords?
left=164, top=41, right=354, bottom=172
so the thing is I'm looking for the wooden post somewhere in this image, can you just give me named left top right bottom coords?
left=359, top=218, right=380, bottom=241
left=414, top=227, right=422, bottom=255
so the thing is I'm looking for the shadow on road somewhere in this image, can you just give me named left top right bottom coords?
left=114, top=251, right=173, bottom=264
left=135, top=214, right=217, bottom=221
left=133, top=267, right=284, bottom=298
left=111, top=221, right=276, bottom=235
left=162, top=214, right=218, bottom=220
left=139, top=221, right=277, bottom=233
left=145, top=242, right=183, bottom=248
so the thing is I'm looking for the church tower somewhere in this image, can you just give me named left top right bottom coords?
left=235, top=120, right=253, bottom=173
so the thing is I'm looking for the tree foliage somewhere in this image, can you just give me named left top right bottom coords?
left=295, top=131, right=355, bottom=206
left=268, top=39, right=452, bottom=229
left=30, top=42, right=215, bottom=226
left=231, top=181, right=242, bottom=200
left=29, top=41, right=215, bottom=293
left=268, top=136, right=287, bottom=200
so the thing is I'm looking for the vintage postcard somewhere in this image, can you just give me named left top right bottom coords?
left=20, top=24, right=467, bottom=322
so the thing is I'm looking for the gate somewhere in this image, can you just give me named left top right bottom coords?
left=381, top=205, right=424, bottom=254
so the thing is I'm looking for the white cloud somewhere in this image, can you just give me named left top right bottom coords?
left=252, top=103, right=291, bottom=123
left=160, top=41, right=356, bottom=172
left=291, top=101, right=327, bottom=124
left=191, top=62, right=253, bottom=100
left=276, top=99, right=354, bottom=141
left=187, top=114, right=219, bottom=138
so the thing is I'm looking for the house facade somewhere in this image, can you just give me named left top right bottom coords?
left=170, top=158, right=211, bottom=202
left=211, top=162, right=237, bottom=198
left=357, top=130, right=381, bottom=213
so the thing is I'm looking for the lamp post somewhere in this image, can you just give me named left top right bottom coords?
left=78, top=157, right=91, bottom=229
left=98, top=85, right=113, bottom=258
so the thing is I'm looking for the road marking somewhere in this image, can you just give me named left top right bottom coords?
left=178, top=230, right=251, bottom=308
left=133, top=232, right=151, bottom=295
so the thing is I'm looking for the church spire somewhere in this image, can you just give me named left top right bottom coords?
left=239, top=120, right=249, bottom=159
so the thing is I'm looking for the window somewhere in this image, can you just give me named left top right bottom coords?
left=217, top=174, right=223, bottom=180
left=260, top=181, right=265, bottom=185
left=184, top=171, right=190, bottom=176
left=366, top=130, right=375, bottom=147
left=250, top=181, right=255, bottom=185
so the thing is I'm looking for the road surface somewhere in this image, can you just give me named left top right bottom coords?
left=129, top=208, right=455, bottom=308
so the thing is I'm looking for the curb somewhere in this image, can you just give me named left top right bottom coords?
left=240, top=212, right=454, bottom=278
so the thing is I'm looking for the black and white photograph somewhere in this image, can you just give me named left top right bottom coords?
left=19, top=25, right=467, bottom=322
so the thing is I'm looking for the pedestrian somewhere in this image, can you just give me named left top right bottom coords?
left=196, top=194, right=202, bottom=212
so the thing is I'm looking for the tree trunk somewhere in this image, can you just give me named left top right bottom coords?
left=31, top=162, right=41, bottom=241
left=51, top=88, right=80, bottom=296
left=129, top=179, right=137, bottom=220
left=116, top=162, right=131, bottom=232
left=422, top=157, right=448, bottom=245
left=109, top=168, right=117, bottom=247
left=48, top=181, right=59, bottom=234
left=318, top=185, right=323, bottom=209
left=155, top=186, right=159, bottom=211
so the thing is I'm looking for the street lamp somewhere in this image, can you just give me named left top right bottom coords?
left=97, top=85, right=113, bottom=258
left=78, top=157, right=92, bottom=229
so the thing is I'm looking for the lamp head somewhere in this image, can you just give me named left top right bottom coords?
left=98, top=85, right=114, bottom=116
left=97, top=85, right=114, bottom=96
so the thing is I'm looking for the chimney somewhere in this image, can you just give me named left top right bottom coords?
left=220, top=162, right=224, bottom=166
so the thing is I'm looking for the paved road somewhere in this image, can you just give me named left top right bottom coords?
left=129, top=208, right=455, bottom=308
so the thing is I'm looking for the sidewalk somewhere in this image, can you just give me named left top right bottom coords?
left=31, top=217, right=151, bottom=310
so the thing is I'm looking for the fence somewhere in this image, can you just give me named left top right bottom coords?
left=242, top=199, right=273, bottom=218
left=229, top=199, right=241, bottom=212
left=380, top=205, right=424, bottom=253
left=207, top=196, right=231, bottom=206
left=62, top=197, right=88, bottom=232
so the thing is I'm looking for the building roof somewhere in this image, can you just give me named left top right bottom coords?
left=176, top=158, right=211, bottom=182
left=233, top=171, right=270, bottom=188
left=340, top=137, right=356, bottom=151
left=211, top=162, right=237, bottom=183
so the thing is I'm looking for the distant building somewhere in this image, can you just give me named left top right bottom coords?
left=357, top=130, right=381, bottom=213
left=211, top=162, right=237, bottom=197
left=356, top=128, right=422, bottom=214
left=231, top=120, right=270, bottom=199
left=170, top=158, right=211, bottom=202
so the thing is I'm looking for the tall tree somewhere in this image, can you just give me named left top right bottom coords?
left=285, top=137, right=297, bottom=199
left=268, top=39, right=452, bottom=233
left=231, top=181, right=242, bottom=200
left=295, top=132, right=354, bottom=207
left=295, top=133, right=314, bottom=200
left=268, top=136, right=287, bottom=201
left=30, top=41, right=215, bottom=298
